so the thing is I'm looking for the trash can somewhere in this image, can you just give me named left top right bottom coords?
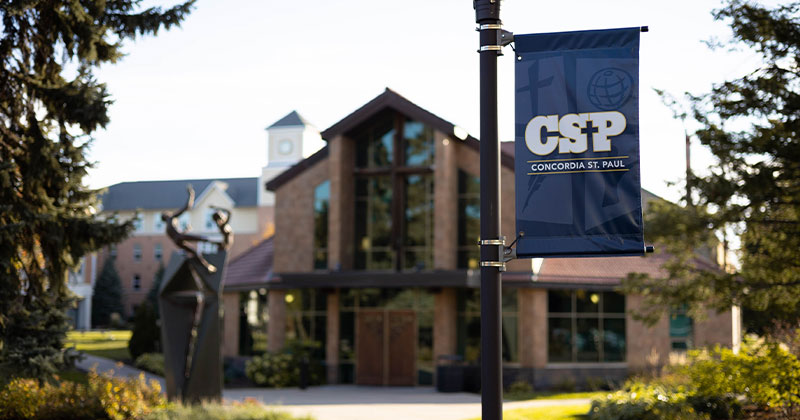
left=436, top=354, right=464, bottom=393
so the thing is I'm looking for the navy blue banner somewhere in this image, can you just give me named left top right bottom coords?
left=514, top=27, right=645, bottom=258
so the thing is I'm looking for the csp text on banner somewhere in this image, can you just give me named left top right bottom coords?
left=514, top=27, right=646, bottom=258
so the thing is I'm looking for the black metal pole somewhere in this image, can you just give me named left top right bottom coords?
left=475, top=1, right=502, bottom=420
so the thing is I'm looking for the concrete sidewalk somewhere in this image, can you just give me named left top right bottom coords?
left=75, top=354, right=166, bottom=389
left=74, top=354, right=591, bottom=420
left=224, top=386, right=592, bottom=420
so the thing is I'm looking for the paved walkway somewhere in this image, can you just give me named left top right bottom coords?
left=224, top=386, right=592, bottom=420
left=75, top=354, right=590, bottom=420
left=75, top=354, right=166, bottom=389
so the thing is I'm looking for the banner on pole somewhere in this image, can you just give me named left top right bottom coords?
left=514, top=27, right=645, bottom=258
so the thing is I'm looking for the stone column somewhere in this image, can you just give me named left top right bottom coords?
left=222, top=292, right=241, bottom=357
left=433, top=288, right=457, bottom=361
left=519, top=288, right=547, bottom=368
left=267, top=290, right=287, bottom=353
left=326, top=290, right=340, bottom=383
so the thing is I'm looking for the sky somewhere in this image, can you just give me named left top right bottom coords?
left=87, top=0, right=768, bottom=203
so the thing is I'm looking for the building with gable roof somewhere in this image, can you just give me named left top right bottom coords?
left=223, top=88, right=740, bottom=388
left=96, top=111, right=319, bottom=318
left=95, top=89, right=740, bottom=389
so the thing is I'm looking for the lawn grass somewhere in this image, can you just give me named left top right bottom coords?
left=145, top=402, right=315, bottom=420
left=500, top=403, right=591, bottom=420
left=65, top=330, right=132, bottom=361
left=468, top=403, right=591, bottom=420
left=505, top=390, right=610, bottom=402
left=56, top=369, right=89, bottom=385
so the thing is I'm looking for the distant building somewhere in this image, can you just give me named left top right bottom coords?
left=66, top=255, right=99, bottom=330
left=97, top=111, right=320, bottom=317
left=220, top=89, right=741, bottom=388
left=96, top=90, right=740, bottom=389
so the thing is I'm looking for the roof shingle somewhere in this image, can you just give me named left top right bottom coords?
left=100, top=177, right=258, bottom=211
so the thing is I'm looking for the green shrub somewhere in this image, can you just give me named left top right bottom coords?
left=589, top=382, right=707, bottom=420
left=507, top=379, right=533, bottom=394
left=245, top=352, right=295, bottom=387
left=134, top=353, right=165, bottom=376
left=685, top=338, right=800, bottom=410
left=245, top=340, right=324, bottom=388
left=128, top=302, right=160, bottom=360
left=0, top=369, right=165, bottom=420
left=144, top=399, right=313, bottom=420
left=591, top=336, right=800, bottom=420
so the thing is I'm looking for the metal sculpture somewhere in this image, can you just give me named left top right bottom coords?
left=158, top=185, right=232, bottom=403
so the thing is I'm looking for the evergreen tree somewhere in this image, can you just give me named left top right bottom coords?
left=128, top=302, right=159, bottom=360
left=147, top=263, right=165, bottom=317
left=623, top=0, right=800, bottom=330
left=127, top=263, right=164, bottom=359
left=0, top=1, right=195, bottom=380
left=91, top=257, right=125, bottom=327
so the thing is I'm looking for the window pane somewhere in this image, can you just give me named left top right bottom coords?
left=339, top=311, right=355, bottom=361
left=340, top=289, right=357, bottom=309
left=548, top=318, right=572, bottom=362
left=576, top=318, right=600, bottom=362
left=418, top=310, right=433, bottom=365
left=576, top=290, right=599, bottom=313
left=672, top=341, right=689, bottom=351
left=502, top=289, right=518, bottom=313
left=458, top=249, right=480, bottom=270
left=354, top=176, right=393, bottom=270
left=603, top=292, right=625, bottom=313
left=404, top=175, right=433, bottom=247
left=502, top=315, right=518, bottom=362
left=416, top=289, right=434, bottom=311
left=369, top=251, right=394, bottom=270
left=670, top=314, right=692, bottom=338
left=457, top=199, right=480, bottom=247
left=457, top=289, right=481, bottom=313
left=358, top=288, right=382, bottom=308
left=403, top=119, right=434, bottom=167
left=355, top=112, right=394, bottom=168
left=313, top=315, right=327, bottom=360
left=369, top=178, right=392, bottom=247
left=458, top=170, right=480, bottom=195
left=548, top=290, right=572, bottom=313
left=383, top=288, right=415, bottom=309
left=314, top=181, right=330, bottom=270
left=603, top=318, right=626, bottom=362
left=372, top=124, right=394, bottom=168
left=457, top=170, right=480, bottom=270
left=457, top=315, right=481, bottom=363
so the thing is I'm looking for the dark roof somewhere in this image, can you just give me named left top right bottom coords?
left=536, top=254, right=670, bottom=285
left=100, top=177, right=258, bottom=211
left=267, top=111, right=312, bottom=129
left=268, top=88, right=514, bottom=190
left=266, top=146, right=329, bottom=191
left=223, top=238, right=274, bottom=290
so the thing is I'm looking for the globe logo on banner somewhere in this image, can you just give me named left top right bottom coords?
left=587, top=68, right=633, bottom=110
left=514, top=27, right=645, bottom=258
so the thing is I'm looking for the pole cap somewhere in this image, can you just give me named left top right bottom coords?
left=474, top=0, right=500, bottom=23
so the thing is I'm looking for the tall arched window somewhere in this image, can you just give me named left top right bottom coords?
left=353, top=111, right=435, bottom=271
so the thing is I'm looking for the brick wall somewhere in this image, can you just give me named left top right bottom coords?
left=273, top=158, right=330, bottom=272
left=328, top=135, right=354, bottom=270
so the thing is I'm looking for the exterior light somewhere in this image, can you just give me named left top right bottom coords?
left=285, top=294, right=294, bottom=303
left=453, top=125, right=469, bottom=140
left=590, top=293, right=599, bottom=304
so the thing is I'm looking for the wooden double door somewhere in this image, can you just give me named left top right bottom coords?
left=356, top=309, right=417, bottom=386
